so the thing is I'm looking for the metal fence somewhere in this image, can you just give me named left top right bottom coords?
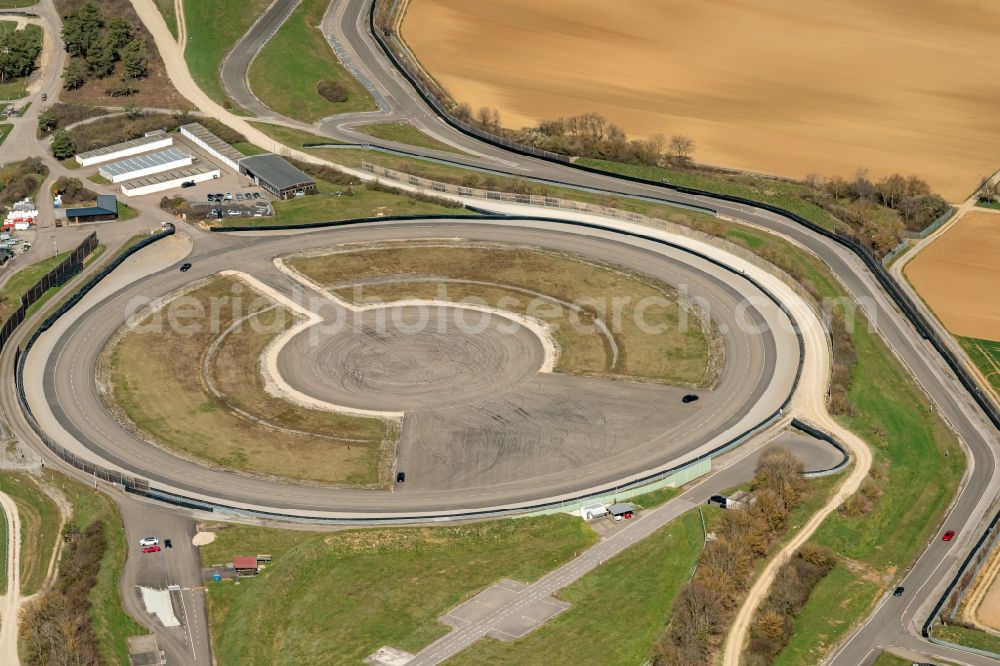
left=14, top=226, right=175, bottom=493
left=0, top=233, right=97, bottom=353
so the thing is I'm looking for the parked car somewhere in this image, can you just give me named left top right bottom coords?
left=142, top=545, right=161, bottom=554
left=164, top=539, right=173, bottom=549
left=179, top=263, right=192, bottom=272
left=138, top=536, right=158, bottom=547
left=41, top=93, right=47, bottom=101
left=252, top=192, right=261, bottom=199
left=708, top=495, right=727, bottom=507
left=224, top=192, right=232, bottom=201
left=942, top=530, right=955, bottom=541
left=207, top=194, right=215, bottom=202
left=893, top=586, right=904, bottom=597
left=623, top=511, right=634, bottom=519
left=181, top=180, right=196, bottom=188
left=236, top=192, right=244, bottom=201
left=396, top=471, right=405, bottom=483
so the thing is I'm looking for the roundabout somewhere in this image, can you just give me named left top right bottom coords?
left=24, top=218, right=807, bottom=519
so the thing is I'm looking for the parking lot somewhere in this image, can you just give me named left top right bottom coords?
left=190, top=190, right=274, bottom=221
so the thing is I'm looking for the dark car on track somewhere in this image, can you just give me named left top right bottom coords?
left=682, top=394, right=699, bottom=404
left=893, top=586, right=904, bottom=597
left=396, top=471, right=405, bottom=483
left=181, top=180, right=196, bottom=188
left=180, top=263, right=192, bottom=272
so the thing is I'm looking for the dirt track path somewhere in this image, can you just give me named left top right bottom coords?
left=0, top=491, right=23, bottom=665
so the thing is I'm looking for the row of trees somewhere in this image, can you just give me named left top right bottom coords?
left=61, top=3, right=148, bottom=94
left=21, top=521, right=107, bottom=665
left=0, top=26, right=42, bottom=83
left=652, top=448, right=807, bottom=665
left=455, top=106, right=696, bottom=167
left=745, top=544, right=835, bottom=665
left=804, top=170, right=948, bottom=254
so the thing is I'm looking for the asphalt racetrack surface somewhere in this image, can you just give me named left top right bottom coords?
left=30, top=219, right=799, bottom=517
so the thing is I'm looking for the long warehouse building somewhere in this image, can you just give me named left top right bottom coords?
left=99, top=148, right=194, bottom=184
left=75, top=130, right=173, bottom=167
left=180, top=123, right=244, bottom=172
left=120, top=166, right=221, bottom=197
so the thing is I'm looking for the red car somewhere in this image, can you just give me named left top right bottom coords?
left=142, top=545, right=161, bottom=554
left=942, top=530, right=955, bottom=542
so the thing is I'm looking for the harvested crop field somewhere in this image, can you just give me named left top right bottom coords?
left=404, top=0, right=1000, bottom=200
left=905, top=212, right=1000, bottom=341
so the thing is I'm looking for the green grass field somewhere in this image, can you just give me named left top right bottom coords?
left=201, top=515, right=597, bottom=665
left=0, top=252, right=70, bottom=321
left=449, top=510, right=704, bottom=665
left=211, top=181, right=472, bottom=228
left=356, top=122, right=466, bottom=154
left=975, top=200, right=1000, bottom=210
left=958, top=336, right=1000, bottom=396
left=248, top=0, right=375, bottom=122
left=0, top=0, right=36, bottom=7
left=578, top=157, right=845, bottom=232
left=183, top=0, right=271, bottom=109
left=42, top=471, right=145, bottom=665
left=0, top=473, right=61, bottom=596
left=872, top=651, right=916, bottom=666
left=153, top=0, right=178, bottom=39
left=932, top=625, right=1000, bottom=654
left=0, top=122, right=11, bottom=147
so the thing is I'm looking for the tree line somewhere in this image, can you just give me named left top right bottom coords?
left=0, top=25, right=42, bottom=84
left=61, top=2, right=148, bottom=96
left=652, top=448, right=808, bottom=665
left=21, top=521, right=108, bottom=665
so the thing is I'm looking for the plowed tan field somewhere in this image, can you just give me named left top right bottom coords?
left=404, top=0, right=1000, bottom=201
left=905, top=211, right=1000, bottom=341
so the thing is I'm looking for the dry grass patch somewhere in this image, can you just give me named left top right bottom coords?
left=288, top=242, right=722, bottom=387
left=103, top=276, right=392, bottom=487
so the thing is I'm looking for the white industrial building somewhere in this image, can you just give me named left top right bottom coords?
left=75, top=130, right=173, bottom=167
left=180, top=123, right=244, bottom=172
left=99, top=148, right=194, bottom=184
left=120, top=165, right=221, bottom=197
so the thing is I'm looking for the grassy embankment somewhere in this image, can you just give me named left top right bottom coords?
left=872, top=652, right=915, bottom=666
left=200, top=514, right=597, bottom=665
left=248, top=0, right=375, bottom=122
left=108, top=276, right=392, bottom=486
left=958, top=336, right=1000, bottom=396
left=0, top=473, right=61, bottom=596
left=183, top=0, right=271, bottom=110
left=577, top=158, right=845, bottom=232
left=41, top=470, right=146, bottom=665
left=0, top=24, right=41, bottom=100
left=289, top=243, right=720, bottom=387
left=0, top=252, right=71, bottom=322
left=932, top=625, right=1000, bottom=654
left=152, top=0, right=178, bottom=39
left=0, top=0, right=37, bottom=7
left=0, top=123, right=12, bottom=147
left=355, top=122, right=466, bottom=155
left=212, top=178, right=472, bottom=228
left=250, top=122, right=724, bottom=230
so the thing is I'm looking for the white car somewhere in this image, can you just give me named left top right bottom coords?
left=138, top=537, right=158, bottom=547
left=224, top=192, right=233, bottom=201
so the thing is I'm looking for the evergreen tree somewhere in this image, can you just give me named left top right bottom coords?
left=63, top=60, right=88, bottom=90
left=61, top=3, right=103, bottom=58
left=51, top=129, right=77, bottom=160
left=121, top=40, right=147, bottom=79
left=86, top=36, right=115, bottom=78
